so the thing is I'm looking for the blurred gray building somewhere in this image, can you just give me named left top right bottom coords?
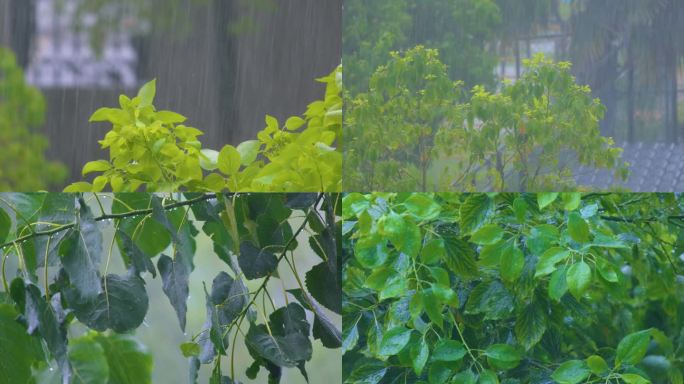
left=0, top=0, right=341, bottom=183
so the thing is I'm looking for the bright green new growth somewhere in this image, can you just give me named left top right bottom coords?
left=66, top=66, right=342, bottom=192
left=0, top=47, right=67, bottom=190
left=343, top=192, right=683, bottom=383
left=345, top=48, right=628, bottom=192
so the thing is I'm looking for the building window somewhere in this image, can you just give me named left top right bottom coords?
left=26, top=0, right=138, bottom=88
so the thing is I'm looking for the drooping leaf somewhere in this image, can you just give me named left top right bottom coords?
left=410, top=338, right=429, bottom=375
left=157, top=254, right=190, bottom=331
left=305, top=261, right=341, bottom=314
left=567, top=212, right=590, bottom=243
left=116, top=229, right=156, bottom=278
left=65, top=273, right=149, bottom=333
left=239, top=242, right=278, bottom=280
left=443, top=235, right=478, bottom=278
left=465, top=280, right=514, bottom=320
left=566, top=261, right=592, bottom=299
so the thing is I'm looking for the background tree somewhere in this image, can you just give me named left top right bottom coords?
left=0, top=47, right=67, bottom=191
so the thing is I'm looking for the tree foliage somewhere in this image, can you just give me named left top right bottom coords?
left=342, top=192, right=684, bottom=383
left=345, top=50, right=627, bottom=192
left=65, top=66, right=342, bottom=193
left=0, top=48, right=67, bottom=191
left=0, top=192, right=341, bottom=383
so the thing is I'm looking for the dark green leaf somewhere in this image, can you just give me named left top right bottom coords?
left=567, top=212, right=590, bottom=243
left=66, top=273, right=149, bottom=333
left=443, top=236, right=478, bottom=278
left=410, top=338, right=429, bottom=375
left=116, top=229, right=156, bottom=278
left=460, top=194, right=493, bottom=234
left=239, top=242, right=278, bottom=280
left=158, top=254, right=190, bottom=331
left=465, top=280, right=514, bottom=320
left=515, top=303, right=547, bottom=350
left=306, top=261, right=341, bottom=314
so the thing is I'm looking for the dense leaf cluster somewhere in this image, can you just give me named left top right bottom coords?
left=0, top=48, right=67, bottom=191
left=342, top=192, right=684, bottom=383
left=66, top=66, right=342, bottom=193
left=0, top=192, right=341, bottom=383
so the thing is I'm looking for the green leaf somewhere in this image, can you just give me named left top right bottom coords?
left=116, top=229, right=156, bottom=278
left=236, top=140, right=261, bottom=165
left=432, top=339, right=466, bottom=361
left=460, top=194, right=493, bottom=234
left=156, top=110, right=186, bottom=123
left=0, top=304, right=42, bottom=384
left=379, top=327, right=412, bottom=356
left=92, top=333, right=153, bottom=384
left=403, top=194, right=442, bottom=220
left=180, top=342, right=200, bottom=358
left=478, top=370, right=499, bottom=384
left=428, top=361, right=453, bottom=384
left=620, top=373, right=650, bottom=384
left=410, top=338, right=429, bottom=375
left=551, top=360, right=590, bottom=384
left=25, top=284, right=68, bottom=372
left=60, top=216, right=102, bottom=300
left=465, top=280, right=514, bottom=320
left=568, top=212, right=590, bottom=243
left=537, top=193, right=559, bottom=210
left=443, top=236, right=478, bottom=278
left=66, top=273, right=149, bottom=333
left=452, top=370, right=477, bottom=384
left=346, top=359, right=386, bottom=384
left=89, top=107, right=128, bottom=123
left=596, top=258, right=619, bottom=283
left=210, top=272, right=248, bottom=328
left=285, top=116, right=306, bottom=131
left=342, top=324, right=359, bottom=353
left=616, top=329, right=652, bottom=366
left=535, top=247, right=570, bottom=277
left=157, top=254, right=190, bottom=331
left=421, top=238, right=446, bottom=265
left=423, top=289, right=444, bottom=329
left=470, top=224, right=503, bottom=245
left=515, top=303, right=547, bottom=350
left=586, top=355, right=609, bottom=375
left=500, top=244, right=524, bottom=281
left=549, top=265, right=569, bottom=301
left=566, top=260, right=592, bottom=299
left=245, top=324, right=310, bottom=367
left=354, top=237, right=389, bottom=268
left=218, top=145, right=242, bottom=175
left=82, top=160, right=112, bottom=176
left=239, top=242, right=278, bottom=279
left=69, top=336, right=109, bottom=384
left=484, top=344, right=522, bottom=370
left=306, top=261, right=341, bottom=313
left=561, top=193, right=582, bottom=211
left=0, top=207, right=9, bottom=243
left=512, top=197, right=527, bottom=222
left=137, top=79, right=156, bottom=108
